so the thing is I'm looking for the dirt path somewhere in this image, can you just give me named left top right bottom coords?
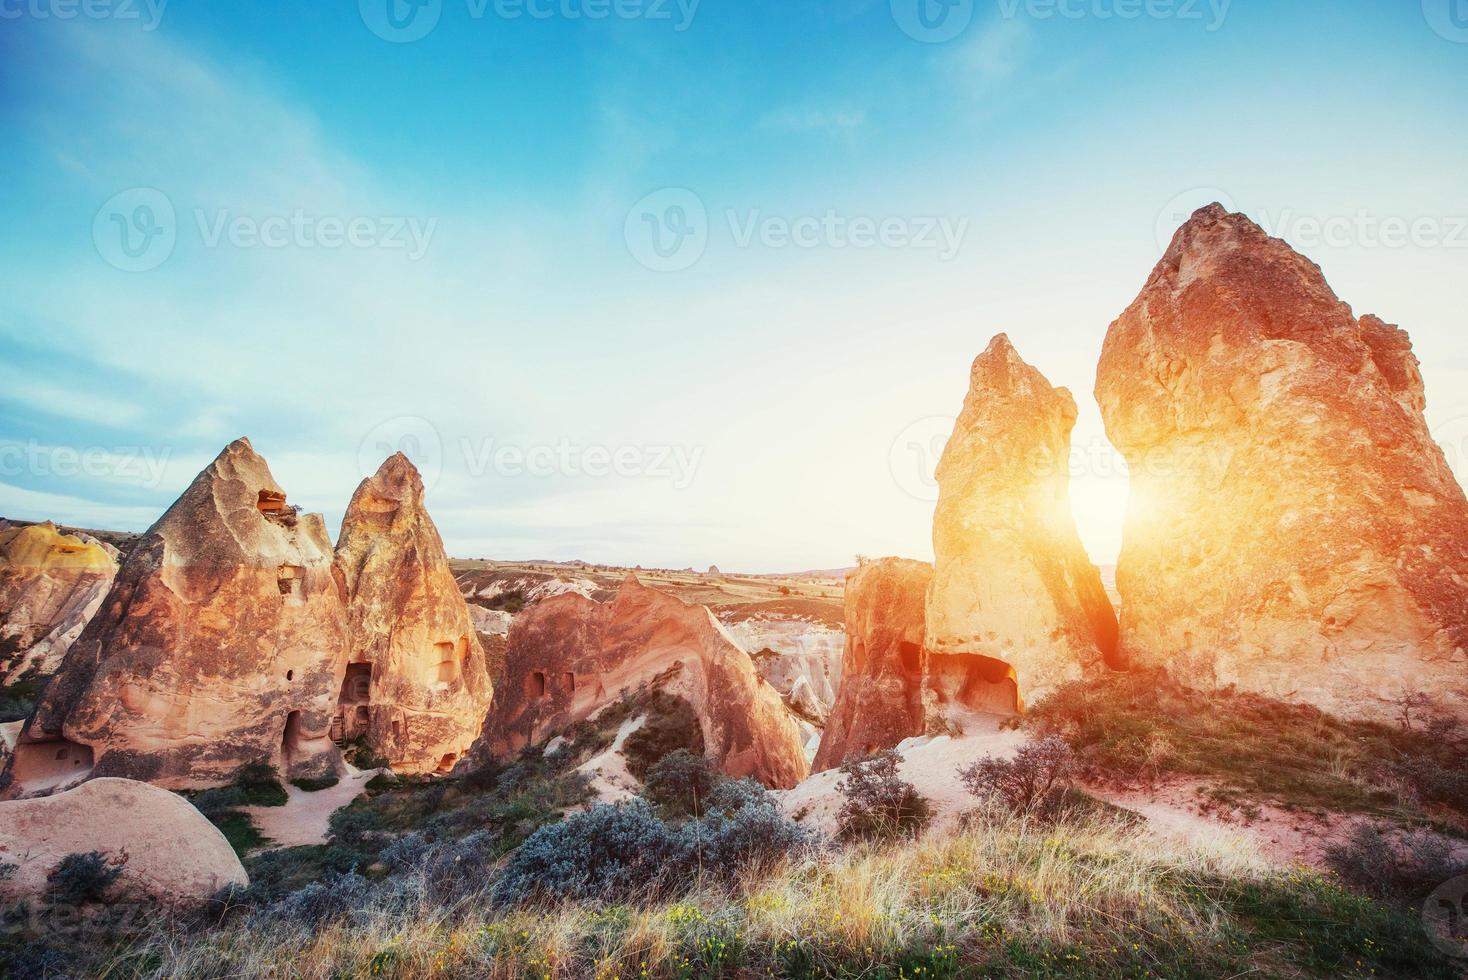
left=243, top=766, right=380, bottom=848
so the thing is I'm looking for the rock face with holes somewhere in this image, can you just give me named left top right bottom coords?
left=334, top=453, right=494, bottom=774
left=0, top=522, right=119, bottom=684
left=1096, top=204, right=1468, bottom=722
left=813, top=559, right=934, bottom=772
left=925, top=335, right=1118, bottom=709
left=468, top=574, right=808, bottom=788
left=5, top=439, right=348, bottom=796
left=0, top=777, right=247, bottom=907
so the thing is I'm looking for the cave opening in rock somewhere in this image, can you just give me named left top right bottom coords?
left=9, top=739, right=94, bottom=791
left=435, top=642, right=458, bottom=684
left=277, top=564, right=303, bottom=599
left=340, top=662, right=372, bottom=704
left=282, top=710, right=303, bottom=764
left=928, top=652, right=1021, bottom=715
left=525, top=671, right=547, bottom=698
left=436, top=753, right=456, bottom=773
left=898, top=640, right=923, bottom=677
left=562, top=671, right=576, bottom=693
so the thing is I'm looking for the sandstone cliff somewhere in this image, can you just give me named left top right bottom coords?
left=6, top=439, right=348, bottom=794
left=926, top=335, right=1118, bottom=708
left=334, top=453, right=494, bottom=774
left=1095, top=204, right=1468, bottom=721
left=0, top=522, right=118, bottom=684
left=470, top=574, right=808, bottom=788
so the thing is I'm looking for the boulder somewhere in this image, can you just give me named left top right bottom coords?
left=0, top=777, right=246, bottom=907
left=1095, top=204, right=1468, bottom=721
left=925, top=335, right=1118, bottom=708
left=333, top=454, right=494, bottom=774
left=469, top=574, right=808, bottom=788
left=0, top=523, right=118, bottom=683
left=6, top=439, right=348, bottom=795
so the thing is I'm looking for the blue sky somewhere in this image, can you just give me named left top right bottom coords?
left=2, top=0, right=1467, bottom=571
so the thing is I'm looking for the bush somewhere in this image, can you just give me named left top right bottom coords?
left=708, top=776, right=774, bottom=814
left=959, top=736, right=1076, bottom=817
left=47, top=851, right=124, bottom=905
left=270, top=870, right=374, bottom=928
left=493, top=800, right=676, bottom=905
left=235, top=762, right=289, bottom=807
left=621, top=695, right=706, bottom=779
left=1324, top=821, right=1465, bottom=901
left=291, top=774, right=340, bottom=792
left=835, top=751, right=930, bottom=843
left=0, top=862, right=16, bottom=881
left=679, top=796, right=817, bottom=881
left=643, top=749, right=719, bottom=816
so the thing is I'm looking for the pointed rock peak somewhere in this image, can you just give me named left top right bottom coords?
left=619, top=571, right=646, bottom=592
left=366, top=452, right=426, bottom=502
left=966, top=332, right=1067, bottom=407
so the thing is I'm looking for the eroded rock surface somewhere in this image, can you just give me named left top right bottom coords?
left=470, top=574, right=808, bottom=788
left=0, top=777, right=246, bottom=907
left=1096, top=204, right=1468, bottom=721
left=926, top=335, right=1118, bottom=707
left=7, top=439, right=348, bottom=794
left=334, top=454, right=494, bottom=774
left=0, top=522, right=118, bottom=683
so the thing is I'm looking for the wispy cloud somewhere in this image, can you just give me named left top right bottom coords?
left=757, top=105, right=867, bottom=136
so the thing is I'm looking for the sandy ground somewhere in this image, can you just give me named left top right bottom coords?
left=779, top=717, right=1029, bottom=835
left=576, top=714, right=647, bottom=804
left=242, top=765, right=380, bottom=848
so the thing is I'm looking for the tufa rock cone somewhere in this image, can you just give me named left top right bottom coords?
left=925, top=335, right=1119, bottom=709
left=1095, top=204, right=1468, bottom=721
left=0, top=522, right=119, bottom=684
left=6, top=439, right=348, bottom=795
left=334, top=453, right=494, bottom=774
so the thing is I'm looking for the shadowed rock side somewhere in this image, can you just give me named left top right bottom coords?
left=812, top=559, right=932, bottom=772
left=468, top=574, right=808, bottom=789
left=0, top=522, right=119, bottom=684
left=926, top=335, right=1118, bottom=707
left=1096, top=204, right=1468, bottom=721
left=5, top=439, right=348, bottom=796
left=334, top=453, right=494, bottom=774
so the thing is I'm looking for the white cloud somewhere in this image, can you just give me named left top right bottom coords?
left=757, top=105, right=867, bottom=135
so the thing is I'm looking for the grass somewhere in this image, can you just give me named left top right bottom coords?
left=1027, top=668, right=1468, bottom=825
left=91, top=807, right=1455, bottom=979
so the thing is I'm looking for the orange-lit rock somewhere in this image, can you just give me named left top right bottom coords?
left=925, top=335, right=1118, bottom=707
left=334, top=453, right=494, bottom=774
left=469, top=574, right=808, bottom=788
left=1096, top=204, right=1468, bottom=721
left=0, top=522, right=119, bottom=684
left=6, top=439, right=348, bottom=795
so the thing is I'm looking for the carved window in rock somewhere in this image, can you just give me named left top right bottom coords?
left=525, top=671, right=547, bottom=699
left=435, top=642, right=458, bottom=685
left=562, top=672, right=576, bottom=693
left=277, top=564, right=304, bottom=599
left=340, top=662, right=372, bottom=704
left=897, top=641, right=923, bottom=677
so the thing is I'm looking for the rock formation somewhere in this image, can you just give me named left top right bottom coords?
left=0, top=522, right=119, bottom=683
left=1096, top=203, right=1468, bottom=722
left=925, top=334, right=1118, bottom=707
left=0, top=777, right=246, bottom=907
left=6, top=439, right=348, bottom=795
left=813, top=559, right=934, bottom=772
left=334, top=453, right=494, bottom=774
left=470, top=574, right=808, bottom=788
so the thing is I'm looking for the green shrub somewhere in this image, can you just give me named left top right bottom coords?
left=621, top=694, right=705, bottom=779
left=643, top=749, right=719, bottom=816
left=959, top=735, right=1076, bottom=818
left=234, top=762, right=288, bottom=807
left=46, top=851, right=123, bottom=905
left=290, top=774, right=341, bottom=792
left=835, top=750, right=930, bottom=843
